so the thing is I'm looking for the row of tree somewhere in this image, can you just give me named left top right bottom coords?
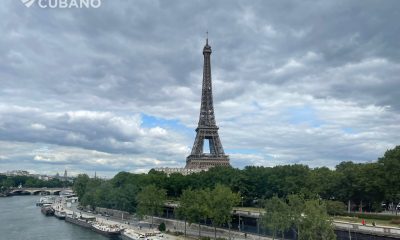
left=176, top=185, right=239, bottom=239
left=125, top=183, right=335, bottom=240
left=263, top=195, right=335, bottom=240
left=74, top=146, right=400, bottom=213
left=0, top=175, right=70, bottom=190
left=134, top=184, right=240, bottom=239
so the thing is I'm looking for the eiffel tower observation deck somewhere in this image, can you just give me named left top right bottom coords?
left=185, top=38, right=230, bottom=169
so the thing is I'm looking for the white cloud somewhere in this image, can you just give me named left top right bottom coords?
left=0, top=0, right=399, bottom=176
left=30, top=123, right=46, bottom=130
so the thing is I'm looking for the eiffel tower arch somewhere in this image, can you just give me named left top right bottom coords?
left=185, top=39, right=230, bottom=169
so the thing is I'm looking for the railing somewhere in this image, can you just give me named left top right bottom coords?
left=334, top=221, right=400, bottom=237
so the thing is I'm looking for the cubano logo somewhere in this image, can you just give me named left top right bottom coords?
left=21, top=0, right=102, bottom=8
left=21, top=0, right=36, bottom=7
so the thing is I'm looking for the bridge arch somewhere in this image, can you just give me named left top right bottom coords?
left=52, top=190, right=61, bottom=195
left=32, top=190, right=51, bottom=195
left=11, top=190, right=30, bottom=195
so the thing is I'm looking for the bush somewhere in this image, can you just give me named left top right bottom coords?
left=158, top=222, right=166, bottom=232
left=391, top=219, right=400, bottom=224
left=325, top=200, right=346, bottom=215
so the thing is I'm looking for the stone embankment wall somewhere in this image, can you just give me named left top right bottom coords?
left=334, top=221, right=400, bottom=239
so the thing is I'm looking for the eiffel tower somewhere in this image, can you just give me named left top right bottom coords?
left=185, top=38, right=230, bottom=169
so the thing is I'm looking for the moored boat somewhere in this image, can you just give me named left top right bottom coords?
left=121, top=229, right=142, bottom=240
left=36, top=196, right=55, bottom=206
left=52, top=203, right=67, bottom=219
left=91, top=222, right=122, bottom=238
left=41, top=206, right=54, bottom=216
left=121, top=228, right=162, bottom=240
left=0, top=192, right=11, bottom=197
left=54, top=209, right=66, bottom=220
left=65, top=214, right=95, bottom=229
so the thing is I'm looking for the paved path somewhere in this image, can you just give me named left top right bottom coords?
left=151, top=217, right=273, bottom=240
left=334, top=221, right=400, bottom=238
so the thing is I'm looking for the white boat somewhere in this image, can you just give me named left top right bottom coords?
left=52, top=203, right=66, bottom=219
left=121, top=229, right=163, bottom=240
left=65, top=214, right=95, bottom=229
left=121, top=229, right=142, bottom=240
left=54, top=209, right=66, bottom=220
left=91, top=222, right=122, bottom=237
left=59, top=189, right=75, bottom=198
left=36, top=196, right=55, bottom=206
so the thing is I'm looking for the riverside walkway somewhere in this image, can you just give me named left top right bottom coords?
left=232, top=208, right=400, bottom=239
left=62, top=202, right=272, bottom=240
left=61, top=203, right=194, bottom=240
left=334, top=221, right=400, bottom=239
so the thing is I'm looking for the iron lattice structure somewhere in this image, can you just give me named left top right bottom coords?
left=185, top=39, right=230, bottom=169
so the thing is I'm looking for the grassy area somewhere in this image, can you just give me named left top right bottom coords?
left=334, top=216, right=400, bottom=228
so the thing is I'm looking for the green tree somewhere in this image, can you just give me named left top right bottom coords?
left=378, top=146, right=400, bottom=202
left=261, top=196, right=291, bottom=239
left=288, top=195, right=335, bottom=240
left=206, top=184, right=240, bottom=239
left=325, top=200, right=346, bottom=216
left=79, top=177, right=104, bottom=208
left=73, top=174, right=90, bottom=200
left=136, top=184, right=167, bottom=226
left=299, top=200, right=336, bottom=240
left=177, top=188, right=208, bottom=237
left=309, top=167, right=338, bottom=199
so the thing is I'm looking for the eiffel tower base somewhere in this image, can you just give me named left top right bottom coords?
left=185, top=155, right=230, bottom=169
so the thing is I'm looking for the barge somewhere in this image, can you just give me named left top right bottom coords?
left=65, top=214, right=95, bottom=229
left=41, top=205, right=54, bottom=216
left=91, top=222, right=122, bottom=238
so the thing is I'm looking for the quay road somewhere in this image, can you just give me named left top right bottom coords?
left=68, top=203, right=400, bottom=240
left=63, top=201, right=400, bottom=240
left=64, top=203, right=272, bottom=240
left=151, top=216, right=272, bottom=240
left=62, top=204, right=186, bottom=240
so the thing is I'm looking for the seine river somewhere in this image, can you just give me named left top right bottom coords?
left=0, top=196, right=108, bottom=240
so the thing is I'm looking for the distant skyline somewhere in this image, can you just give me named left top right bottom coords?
left=1, top=0, right=399, bottom=177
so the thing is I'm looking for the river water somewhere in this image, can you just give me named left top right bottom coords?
left=0, top=196, right=108, bottom=240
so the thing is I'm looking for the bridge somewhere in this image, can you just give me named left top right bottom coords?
left=9, top=188, right=71, bottom=195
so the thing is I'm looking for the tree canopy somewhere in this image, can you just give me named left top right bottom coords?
left=72, top=146, right=400, bottom=215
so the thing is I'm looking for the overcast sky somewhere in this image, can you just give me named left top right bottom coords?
left=1, top=0, right=399, bottom=177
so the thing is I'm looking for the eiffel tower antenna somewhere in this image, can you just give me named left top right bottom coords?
left=185, top=37, right=230, bottom=169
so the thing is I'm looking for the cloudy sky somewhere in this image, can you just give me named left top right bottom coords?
left=0, top=0, right=399, bottom=177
